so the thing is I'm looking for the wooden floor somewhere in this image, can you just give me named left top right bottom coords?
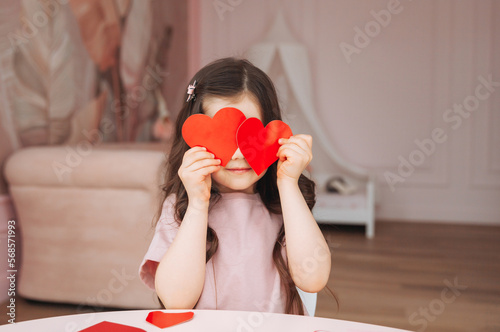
left=2, top=221, right=500, bottom=331
left=318, top=222, right=500, bottom=332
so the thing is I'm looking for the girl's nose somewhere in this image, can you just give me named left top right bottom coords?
left=231, top=147, right=245, bottom=160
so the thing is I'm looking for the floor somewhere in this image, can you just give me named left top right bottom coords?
left=2, top=221, right=500, bottom=331
left=317, top=222, right=500, bottom=332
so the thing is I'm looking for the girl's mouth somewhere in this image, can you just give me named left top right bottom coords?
left=225, top=167, right=252, bottom=174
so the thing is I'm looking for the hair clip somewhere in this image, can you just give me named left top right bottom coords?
left=186, top=80, right=197, bottom=102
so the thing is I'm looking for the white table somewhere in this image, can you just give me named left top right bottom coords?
left=0, top=309, right=412, bottom=332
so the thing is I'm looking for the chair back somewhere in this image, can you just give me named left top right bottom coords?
left=296, top=287, right=317, bottom=316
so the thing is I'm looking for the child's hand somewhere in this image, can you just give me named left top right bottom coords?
left=276, top=134, right=313, bottom=184
left=178, top=147, right=221, bottom=203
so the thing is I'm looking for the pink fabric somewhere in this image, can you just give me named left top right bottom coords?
left=139, top=192, right=289, bottom=313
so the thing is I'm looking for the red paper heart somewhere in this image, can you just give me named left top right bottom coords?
left=237, top=118, right=293, bottom=175
left=79, top=321, right=146, bottom=332
left=145, top=311, right=194, bottom=329
left=182, top=107, right=246, bottom=166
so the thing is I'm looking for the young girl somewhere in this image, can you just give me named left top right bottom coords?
left=139, top=57, right=331, bottom=315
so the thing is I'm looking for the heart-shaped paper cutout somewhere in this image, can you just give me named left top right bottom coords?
left=237, top=118, right=293, bottom=175
left=79, top=321, right=146, bottom=332
left=145, top=311, right=194, bottom=329
left=182, top=107, right=246, bottom=166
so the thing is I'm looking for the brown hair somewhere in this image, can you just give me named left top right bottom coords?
left=156, top=57, right=319, bottom=315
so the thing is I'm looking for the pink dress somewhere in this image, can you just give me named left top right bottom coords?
left=139, top=192, right=290, bottom=313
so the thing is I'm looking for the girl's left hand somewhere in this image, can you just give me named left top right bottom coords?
left=276, top=134, right=313, bottom=184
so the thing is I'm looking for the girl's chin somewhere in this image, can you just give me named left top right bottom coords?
left=213, top=178, right=257, bottom=193
left=212, top=168, right=266, bottom=193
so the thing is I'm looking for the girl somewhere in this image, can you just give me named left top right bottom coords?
left=139, top=57, right=331, bottom=315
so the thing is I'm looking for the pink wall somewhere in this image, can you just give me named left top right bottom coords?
left=192, top=0, right=500, bottom=224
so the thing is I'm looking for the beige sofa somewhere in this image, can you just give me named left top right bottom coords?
left=4, top=142, right=169, bottom=309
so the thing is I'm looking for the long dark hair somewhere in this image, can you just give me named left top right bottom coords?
left=156, top=57, right=318, bottom=315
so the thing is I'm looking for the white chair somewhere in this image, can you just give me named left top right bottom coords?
left=296, top=287, right=317, bottom=316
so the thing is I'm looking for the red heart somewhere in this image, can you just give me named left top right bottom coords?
left=182, top=107, right=246, bottom=166
left=145, top=311, right=194, bottom=329
left=79, top=321, right=146, bottom=332
left=237, top=118, right=293, bottom=175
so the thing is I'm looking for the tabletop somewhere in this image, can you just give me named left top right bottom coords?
left=0, top=309, right=413, bottom=332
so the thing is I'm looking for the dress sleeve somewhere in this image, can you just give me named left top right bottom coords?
left=139, top=195, right=179, bottom=290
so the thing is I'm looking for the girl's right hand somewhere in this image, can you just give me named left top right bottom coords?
left=178, top=146, right=221, bottom=203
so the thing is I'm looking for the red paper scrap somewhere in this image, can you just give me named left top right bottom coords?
left=145, top=311, right=194, bottom=329
left=78, top=321, right=146, bottom=332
